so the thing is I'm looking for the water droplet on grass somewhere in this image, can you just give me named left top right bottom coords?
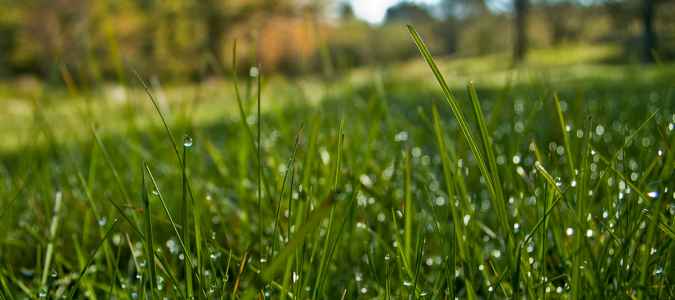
left=184, top=135, right=193, bottom=147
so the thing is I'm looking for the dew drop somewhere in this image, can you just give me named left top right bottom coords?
left=51, top=269, right=57, bottom=278
left=98, top=217, right=107, bottom=226
left=183, top=135, right=193, bottom=147
left=152, top=186, right=159, bottom=195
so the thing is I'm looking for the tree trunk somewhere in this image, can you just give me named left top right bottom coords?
left=514, top=0, right=527, bottom=63
left=642, top=0, right=656, bottom=62
left=206, top=15, right=226, bottom=68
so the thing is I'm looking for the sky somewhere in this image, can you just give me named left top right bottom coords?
left=347, top=0, right=442, bottom=24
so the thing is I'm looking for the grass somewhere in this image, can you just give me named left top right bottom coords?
left=1, top=24, right=675, bottom=299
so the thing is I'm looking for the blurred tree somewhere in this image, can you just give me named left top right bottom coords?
left=338, top=1, right=355, bottom=22
left=384, top=2, right=435, bottom=23
left=541, top=2, right=583, bottom=45
left=642, top=0, right=657, bottom=62
left=196, top=0, right=283, bottom=69
left=513, top=0, right=527, bottom=62
left=441, top=0, right=490, bottom=17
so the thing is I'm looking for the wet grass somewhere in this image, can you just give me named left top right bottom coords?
left=1, top=26, right=675, bottom=299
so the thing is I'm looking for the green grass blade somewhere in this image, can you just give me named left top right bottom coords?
left=257, top=65, right=264, bottom=268
left=181, top=137, right=193, bottom=298
left=589, top=110, right=659, bottom=204
left=231, top=40, right=274, bottom=204
left=141, top=162, right=158, bottom=297
left=0, top=185, right=25, bottom=221
left=40, top=191, right=62, bottom=287
left=301, top=112, right=322, bottom=192
left=488, top=265, right=509, bottom=300
left=272, top=124, right=304, bottom=261
left=423, top=187, right=453, bottom=293
left=364, top=242, right=384, bottom=300
left=571, top=115, right=593, bottom=299
left=411, top=226, right=425, bottom=298
left=404, top=148, right=412, bottom=264
left=408, top=25, right=513, bottom=254
left=107, top=231, right=124, bottom=300
left=90, top=123, right=138, bottom=224
left=144, top=163, right=200, bottom=287
left=511, top=243, right=523, bottom=298
left=315, top=184, right=360, bottom=298
left=552, top=90, right=576, bottom=179
left=467, top=81, right=504, bottom=212
left=243, top=192, right=337, bottom=299
left=67, top=218, right=119, bottom=300
left=390, top=208, right=423, bottom=297
left=429, top=100, right=466, bottom=257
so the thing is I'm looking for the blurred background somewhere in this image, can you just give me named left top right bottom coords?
left=1, top=0, right=674, bottom=155
left=0, top=0, right=673, bottom=82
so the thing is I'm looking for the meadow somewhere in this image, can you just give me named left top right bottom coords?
left=0, top=26, right=674, bottom=299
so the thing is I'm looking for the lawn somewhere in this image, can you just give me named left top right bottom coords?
left=0, top=28, right=674, bottom=299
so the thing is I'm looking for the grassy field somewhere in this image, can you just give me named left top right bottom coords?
left=1, top=27, right=675, bottom=299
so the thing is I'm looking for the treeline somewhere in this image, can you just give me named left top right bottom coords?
left=0, top=0, right=673, bottom=81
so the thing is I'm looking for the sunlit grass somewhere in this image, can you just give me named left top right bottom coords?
left=0, top=25, right=674, bottom=299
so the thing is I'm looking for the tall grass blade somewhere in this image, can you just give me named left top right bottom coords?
left=0, top=185, right=25, bottom=221
left=487, top=265, right=509, bottom=300
left=272, top=124, right=304, bottom=261
left=40, top=191, right=62, bottom=287
left=589, top=110, right=658, bottom=204
left=364, top=242, right=384, bottom=300
left=423, top=187, right=453, bottom=293
left=67, top=218, right=119, bottom=300
left=257, top=64, right=264, bottom=266
left=141, top=162, right=159, bottom=297
left=315, top=184, right=361, bottom=298
left=181, top=137, right=193, bottom=298
left=231, top=40, right=274, bottom=204
left=301, top=112, right=322, bottom=192
left=144, top=164, right=200, bottom=285
left=553, top=90, right=576, bottom=178
left=571, top=115, right=593, bottom=299
left=391, top=208, right=422, bottom=297
left=404, top=148, right=412, bottom=264
left=90, top=124, right=138, bottom=224
left=408, top=25, right=513, bottom=255
left=106, top=231, right=124, bottom=300
left=243, top=192, right=337, bottom=299
left=467, top=81, right=504, bottom=214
